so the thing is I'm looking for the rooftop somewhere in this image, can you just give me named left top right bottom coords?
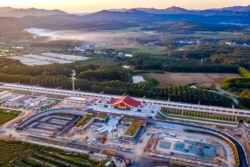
left=110, top=95, right=141, bottom=108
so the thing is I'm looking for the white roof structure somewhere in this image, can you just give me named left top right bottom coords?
left=64, top=96, right=87, bottom=104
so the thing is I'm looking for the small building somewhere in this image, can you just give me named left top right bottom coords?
left=0, top=91, right=9, bottom=97
left=4, top=94, right=28, bottom=107
left=110, top=95, right=140, bottom=110
left=63, top=96, right=88, bottom=104
left=95, top=95, right=161, bottom=118
left=30, top=96, right=47, bottom=107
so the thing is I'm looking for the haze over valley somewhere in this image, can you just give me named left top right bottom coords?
left=0, top=3, right=250, bottom=167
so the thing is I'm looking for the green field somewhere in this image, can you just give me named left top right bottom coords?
left=0, top=140, right=108, bottom=167
left=76, top=57, right=120, bottom=66
left=193, top=31, right=250, bottom=39
left=120, top=46, right=167, bottom=56
left=0, top=109, right=20, bottom=125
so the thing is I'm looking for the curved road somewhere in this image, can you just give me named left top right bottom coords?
left=17, top=108, right=248, bottom=166
left=152, top=120, right=248, bottom=167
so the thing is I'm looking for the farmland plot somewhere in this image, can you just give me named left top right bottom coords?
left=144, top=73, right=241, bottom=87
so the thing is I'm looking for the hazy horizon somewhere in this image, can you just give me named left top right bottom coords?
left=0, top=0, right=249, bottom=13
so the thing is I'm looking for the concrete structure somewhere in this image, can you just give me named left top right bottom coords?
left=64, top=96, right=87, bottom=104
left=96, top=96, right=159, bottom=118
left=30, top=96, right=47, bottom=107
left=1, top=83, right=250, bottom=124
left=0, top=91, right=9, bottom=97
left=96, top=116, right=120, bottom=134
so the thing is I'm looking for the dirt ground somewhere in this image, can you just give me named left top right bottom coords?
left=0, top=135, right=12, bottom=141
left=245, top=141, right=250, bottom=153
left=143, top=73, right=241, bottom=88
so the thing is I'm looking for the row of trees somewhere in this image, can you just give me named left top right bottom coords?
left=238, top=83, right=250, bottom=108
left=0, top=57, right=238, bottom=108
left=167, top=45, right=250, bottom=70
left=163, top=109, right=237, bottom=123
left=239, top=67, right=250, bottom=78
left=209, top=47, right=250, bottom=69
left=222, top=78, right=250, bottom=89
left=0, top=72, right=234, bottom=107
left=0, top=57, right=23, bottom=67
left=168, top=45, right=250, bottom=70
left=0, top=62, right=99, bottom=77
left=79, top=67, right=132, bottom=82
left=128, top=54, right=238, bottom=72
left=161, top=64, right=238, bottom=73
left=222, top=67, right=250, bottom=108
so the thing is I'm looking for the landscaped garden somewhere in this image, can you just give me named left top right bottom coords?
left=76, top=114, right=96, bottom=127
left=124, top=118, right=145, bottom=136
left=160, top=108, right=243, bottom=125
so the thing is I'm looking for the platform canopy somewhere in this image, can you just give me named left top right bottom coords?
left=110, top=95, right=141, bottom=109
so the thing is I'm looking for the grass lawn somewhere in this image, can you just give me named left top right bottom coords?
left=119, top=46, right=167, bottom=56
left=97, top=114, right=108, bottom=120
left=76, top=57, right=120, bottom=66
left=0, top=109, right=20, bottom=126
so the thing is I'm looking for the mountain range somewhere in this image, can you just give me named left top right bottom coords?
left=0, top=7, right=67, bottom=17
left=0, top=5, right=249, bottom=37
left=134, top=5, right=250, bottom=15
left=0, top=5, right=250, bottom=17
left=82, top=6, right=250, bottom=24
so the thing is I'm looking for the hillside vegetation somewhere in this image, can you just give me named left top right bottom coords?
left=0, top=62, right=234, bottom=107
left=222, top=67, right=250, bottom=108
left=0, top=140, right=106, bottom=167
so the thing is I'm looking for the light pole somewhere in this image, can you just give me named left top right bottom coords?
left=71, top=70, right=76, bottom=92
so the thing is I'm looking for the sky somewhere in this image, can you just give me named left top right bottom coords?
left=0, top=0, right=249, bottom=13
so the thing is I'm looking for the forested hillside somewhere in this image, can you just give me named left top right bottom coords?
left=0, top=58, right=234, bottom=107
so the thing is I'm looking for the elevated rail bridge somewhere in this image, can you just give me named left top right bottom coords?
left=1, top=83, right=249, bottom=116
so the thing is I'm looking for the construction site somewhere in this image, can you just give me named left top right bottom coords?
left=142, top=121, right=237, bottom=167
left=71, top=114, right=147, bottom=146
left=0, top=84, right=242, bottom=167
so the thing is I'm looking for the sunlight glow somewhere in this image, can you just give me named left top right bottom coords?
left=0, top=0, right=249, bottom=12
